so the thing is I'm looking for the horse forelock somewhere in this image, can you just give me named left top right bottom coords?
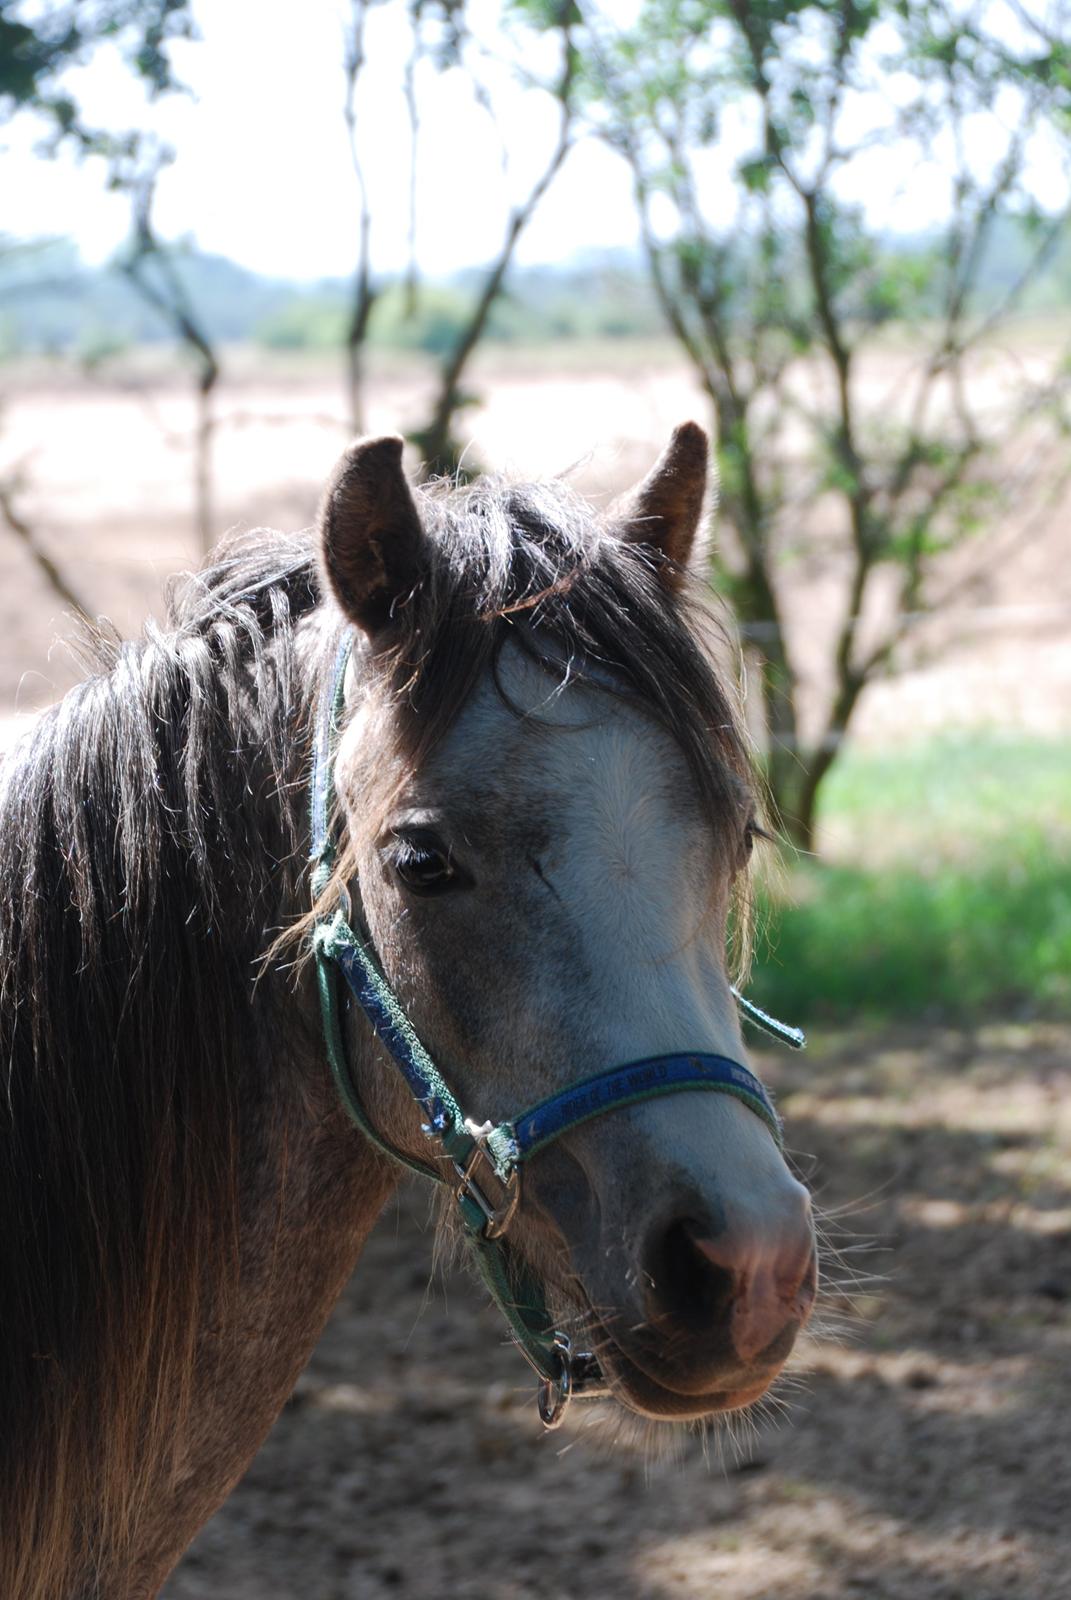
left=0, top=531, right=321, bottom=1600
left=342, top=474, right=756, bottom=932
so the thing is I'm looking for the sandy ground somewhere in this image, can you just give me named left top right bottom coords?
left=156, top=1021, right=1071, bottom=1600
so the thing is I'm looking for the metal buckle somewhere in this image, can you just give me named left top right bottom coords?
left=537, top=1332, right=573, bottom=1428
left=536, top=1333, right=607, bottom=1429
left=452, top=1136, right=520, bottom=1240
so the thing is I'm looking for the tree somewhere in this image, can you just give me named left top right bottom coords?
left=409, top=0, right=579, bottom=476
left=336, top=0, right=578, bottom=473
left=340, top=0, right=385, bottom=435
left=118, top=150, right=220, bottom=555
left=582, top=0, right=1071, bottom=849
left=0, top=1, right=199, bottom=598
left=338, top=1, right=476, bottom=435
left=0, top=0, right=194, bottom=156
left=0, top=452, right=92, bottom=618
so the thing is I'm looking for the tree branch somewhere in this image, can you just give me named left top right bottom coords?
left=413, top=8, right=577, bottom=475
left=0, top=478, right=92, bottom=620
left=120, top=159, right=219, bottom=555
left=341, top=0, right=379, bottom=434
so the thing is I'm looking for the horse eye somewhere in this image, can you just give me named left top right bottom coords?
left=391, top=832, right=469, bottom=896
left=744, top=818, right=774, bottom=857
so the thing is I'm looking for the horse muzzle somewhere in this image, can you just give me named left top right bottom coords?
left=605, top=1192, right=817, bottom=1416
left=534, top=1153, right=817, bottom=1421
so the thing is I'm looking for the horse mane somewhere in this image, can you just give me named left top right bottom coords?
left=0, top=532, right=319, bottom=1600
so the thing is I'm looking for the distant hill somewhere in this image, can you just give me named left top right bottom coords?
left=1, top=221, right=1068, bottom=363
left=0, top=239, right=308, bottom=357
left=0, top=240, right=668, bottom=360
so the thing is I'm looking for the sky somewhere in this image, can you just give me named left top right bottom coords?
left=2, top=0, right=1068, bottom=283
left=4, top=0, right=641, bottom=279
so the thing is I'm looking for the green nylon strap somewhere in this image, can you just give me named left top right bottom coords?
left=312, top=914, right=563, bottom=1381
left=316, top=910, right=473, bottom=1164
left=316, top=909, right=520, bottom=1177
left=468, top=1229, right=563, bottom=1380
left=314, top=936, right=440, bottom=1183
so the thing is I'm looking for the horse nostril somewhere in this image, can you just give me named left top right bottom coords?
left=646, top=1218, right=736, bottom=1330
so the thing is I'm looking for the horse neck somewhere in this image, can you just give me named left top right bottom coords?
left=0, top=614, right=397, bottom=1600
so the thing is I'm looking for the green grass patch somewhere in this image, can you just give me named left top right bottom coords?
left=750, top=735, right=1071, bottom=1023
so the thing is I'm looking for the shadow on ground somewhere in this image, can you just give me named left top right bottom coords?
left=163, top=1021, right=1071, bottom=1600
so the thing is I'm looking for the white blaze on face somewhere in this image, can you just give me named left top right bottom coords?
left=361, top=640, right=746, bottom=1080
left=407, top=643, right=794, bottom=1274
left=540, top=718, right=737, bottom=1063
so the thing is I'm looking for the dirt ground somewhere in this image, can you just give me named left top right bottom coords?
left=156, top=1020, right=1071, bottom=1600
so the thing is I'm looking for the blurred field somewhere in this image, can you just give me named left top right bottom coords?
left=3, top=336, right=1071, bottom=740
left=0, top=338, right=700, bottom=709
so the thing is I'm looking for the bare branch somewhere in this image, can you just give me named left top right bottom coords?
left=403, top=12, right=422, bottom=319
left=414, top=9, right=577, bottom=475
left=342, top=0, right=379, bottom=434
left=119, top=159, right=219, bottom=557
left=0, top=479, right=92, bottom=621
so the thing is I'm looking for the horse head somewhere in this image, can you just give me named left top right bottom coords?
left=318, top=427, right=816, bottom=1422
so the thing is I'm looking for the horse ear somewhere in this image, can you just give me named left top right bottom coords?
left=611, top=421, right=712, bottom=588
left=318, top=434, right=430, bottom=635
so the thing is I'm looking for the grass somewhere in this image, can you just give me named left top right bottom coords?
left=749, top=734, right=1071, bottom=1024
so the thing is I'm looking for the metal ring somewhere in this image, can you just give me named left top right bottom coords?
left=536, top=1333, right=573, bottom=1430
left=337, top=879, right=353, bottom=925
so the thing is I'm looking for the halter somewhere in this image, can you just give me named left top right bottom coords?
left=310, top=628, right=804, bottom=1427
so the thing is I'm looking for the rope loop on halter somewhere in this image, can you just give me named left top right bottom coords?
left=309, top=626, right=804, bottom=1424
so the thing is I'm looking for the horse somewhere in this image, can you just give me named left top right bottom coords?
left=0, top=422, right=816, bottom=1599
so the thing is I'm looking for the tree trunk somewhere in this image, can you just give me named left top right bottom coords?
left=780, top=764, right=820, bottom=854
left=413, top=17, right=574, bottom=477
left=413, top=210, right=526, bottom=478
left=195, top=372, right=217, bottom=559
left=345, top=265, right=376, bottom=437
left=753, top=642, right=801, bottom=837
left=0, top=480, right=92, bottom=619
